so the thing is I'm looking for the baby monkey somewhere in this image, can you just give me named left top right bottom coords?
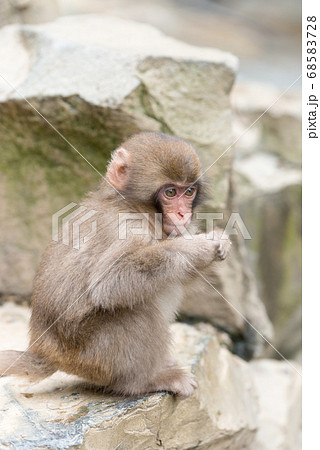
left=0, top=132, right=231, bottom=397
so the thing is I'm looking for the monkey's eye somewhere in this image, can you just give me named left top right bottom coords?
left=165, top=188, right=177, bottom=198
left=185, top=187, right=196, bottom=197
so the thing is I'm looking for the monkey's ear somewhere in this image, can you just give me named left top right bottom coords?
left=106, top=147, right=131, bottom=190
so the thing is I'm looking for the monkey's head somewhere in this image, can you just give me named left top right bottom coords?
left=107, top=132, right=206, bottom=235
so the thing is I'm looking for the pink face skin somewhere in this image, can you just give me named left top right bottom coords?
left=159, top=185, right=197, bottom=235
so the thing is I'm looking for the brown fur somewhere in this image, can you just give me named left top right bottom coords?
left=0, top=132, right=230, bottom=397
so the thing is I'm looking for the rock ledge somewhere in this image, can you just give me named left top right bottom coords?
left=0, top=303, right=301, bottom=449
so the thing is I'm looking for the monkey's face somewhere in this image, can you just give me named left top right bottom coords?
left=106, top=132, right=206, bottom=236
left=157, top=184, right=198, bottom=235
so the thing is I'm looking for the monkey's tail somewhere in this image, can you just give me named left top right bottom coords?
left=0, top=350, right=56, bottom=381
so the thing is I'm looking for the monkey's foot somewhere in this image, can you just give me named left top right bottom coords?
left=170, top=371, right=197, bottom=397
left=150, top=367, right=197, bottom=397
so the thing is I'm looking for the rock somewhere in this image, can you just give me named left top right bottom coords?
left=0, top=0, right=59, bottom=27
left=0, top=15, right=237, bottom=297
left=0, top=303, right=301, bottom=449
left=231, top=81, right=301, bottom=358
left=239, top=185, right=301, bottom=330
left=234, top=152, right=301, bottom=198
left=265, top=305, right=302, bottom=363
left=249, top=360, right=302, bottom=450
left=232, top=81, right=301, bottom=166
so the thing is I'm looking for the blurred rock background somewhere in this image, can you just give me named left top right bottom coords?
left=0, top=0, right=301, bottom=87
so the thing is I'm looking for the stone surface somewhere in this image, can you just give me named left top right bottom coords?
left=0, top=0, right=59, bottom=27
left=0, top=303, right=301, bottom=450
left=249, top=360, right=302, bottom=450
left=265, top=305, right=302, bottom=363
left=231, top=81, right=301, bottom=359
left=232, top=81, right=301, bottom=166
left=239, top=185, right=301, bottom=332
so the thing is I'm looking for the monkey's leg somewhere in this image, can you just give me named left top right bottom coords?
left=148, top=364, right=197, bottom=397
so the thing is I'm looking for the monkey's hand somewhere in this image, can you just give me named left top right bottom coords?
left=173, top=229, right=232, bottom=270
left=206, top=229, right=232, bottom=261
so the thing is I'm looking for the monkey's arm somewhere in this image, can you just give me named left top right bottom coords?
left=88, top=233, right=230, bottom=310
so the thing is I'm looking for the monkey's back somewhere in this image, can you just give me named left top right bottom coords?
left=29, top=226, right=172, bottom=389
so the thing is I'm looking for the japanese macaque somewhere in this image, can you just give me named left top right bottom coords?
left=0, top=132, right=231, bottom=397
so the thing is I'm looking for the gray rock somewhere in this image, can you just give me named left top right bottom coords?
left=232, top=81, right=301, bottom=359
left=249, top=359, right=302, bottom=450
left=232, top=81, right=301, bottom=166
left=0, top=303, right=301, bottom=450
left=0, top=0, right=59, bottom=27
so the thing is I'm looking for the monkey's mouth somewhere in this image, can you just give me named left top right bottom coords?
left=163, top=217, right=191, bottom=235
